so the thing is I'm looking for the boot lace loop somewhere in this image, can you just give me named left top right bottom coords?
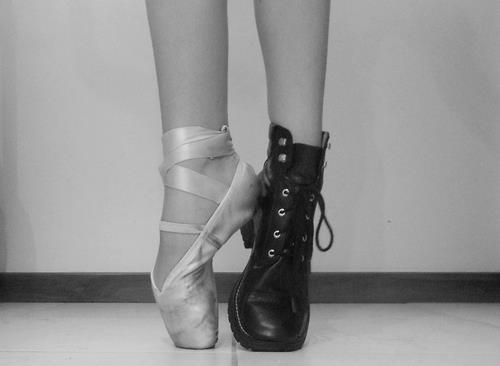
left=310, top=189, right=334, bottom=252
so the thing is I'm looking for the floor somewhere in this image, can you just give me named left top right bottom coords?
left=0, top=303, right=499, bottom=365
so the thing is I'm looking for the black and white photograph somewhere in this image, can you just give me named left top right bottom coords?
left=0, top=0, right=499, bottom=365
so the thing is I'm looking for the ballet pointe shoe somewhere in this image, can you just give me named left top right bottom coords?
left=151, top=125, right=259, bottom=349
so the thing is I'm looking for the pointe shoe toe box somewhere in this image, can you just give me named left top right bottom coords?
left=154, top=272, right=219, bottom=349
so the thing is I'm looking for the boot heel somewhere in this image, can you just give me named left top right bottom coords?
left=240, top=219, right=254, bottom=249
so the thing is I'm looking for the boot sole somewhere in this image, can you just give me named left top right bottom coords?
left=227, top=274, right=306, bottom=352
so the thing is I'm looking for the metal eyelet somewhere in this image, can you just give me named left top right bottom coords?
left=301, top=255, right=306, bottom=262
left=309, top=193, right=315, bottom=202
left=278, top=208, right=285, bottom=217
left=273, top=230, right=281, bottom=239
left=278, top=137, right=287, bottom=146
left=221, top=124, right=229, bottom=132
left=282, top=188, right=290, bottom=197
left=302, top=234, right=308, bottom=242
left=305, top=214, right=310, bottom=221
left=278, top=153, right=287, bottom=163
left=268, top=249, right=276, bottom=258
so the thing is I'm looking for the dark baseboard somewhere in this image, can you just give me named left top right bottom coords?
left=0, top=272, right=499, bottom=303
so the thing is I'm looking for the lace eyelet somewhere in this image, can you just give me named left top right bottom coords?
left=273, top=230, right=281, bottom=239
left=302, top=234, right=308, bottom=242
left=278, top=208, right=285, bottom=217
left=282, top=188, right=290, bottom=197
left=278, top=153, right=287, bottom=163
left=278, top=137, right=287, bottom=146
left=301, top=255, right=305, bottom=262
left=309, top=193, right=315, bottom=202
left=268, top=249, right=276, bottom=258
left=305, top=214, right=310, bottom=221
left=221, top=125, right=229, bottom=132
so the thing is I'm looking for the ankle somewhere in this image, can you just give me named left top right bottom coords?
left=180, top=154, right=239, bottom=187
left=160, top=155, right=239, bottom=223
left=269, top=120, right=322, bottom=147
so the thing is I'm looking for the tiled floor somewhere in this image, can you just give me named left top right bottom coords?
left=0, top=303, right=499, bottom=365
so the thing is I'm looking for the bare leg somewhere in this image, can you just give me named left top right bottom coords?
left=146, top=0, right=237, bottom=287
left=146, top=0, right=228, bottom=131
left=254, top=0, right=331, bottom=146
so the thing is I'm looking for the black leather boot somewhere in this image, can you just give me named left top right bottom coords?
left=228, top=123, right=334, bottom=351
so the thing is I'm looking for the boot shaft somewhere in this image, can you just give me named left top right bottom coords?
left=252, top=124, right=331, bottom=270
left=264, top=123, right=329, bottom=188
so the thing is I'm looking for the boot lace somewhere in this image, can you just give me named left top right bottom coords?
left=308, top=187, right=334, bottom=252
left=271, top=185, right=334, bottom=260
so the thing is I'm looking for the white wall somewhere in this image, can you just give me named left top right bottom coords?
left=1, top=0, right=499, bottom=273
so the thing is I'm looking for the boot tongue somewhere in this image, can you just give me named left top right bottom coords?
left=289, top=143, right=322, bottom=185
